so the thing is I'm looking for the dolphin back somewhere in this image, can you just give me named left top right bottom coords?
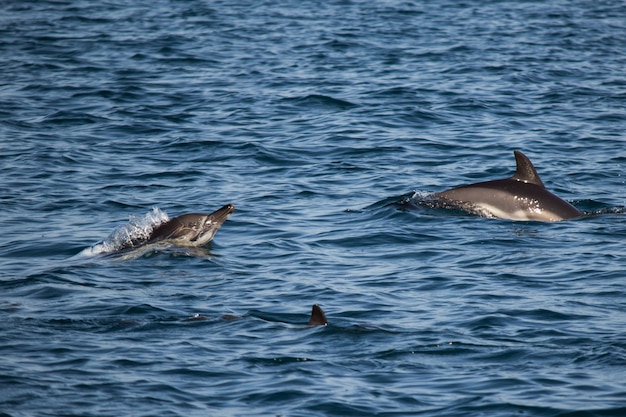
left=147, top=216, right=199, bottom=242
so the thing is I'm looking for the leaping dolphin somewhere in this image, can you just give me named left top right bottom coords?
left=147, top=204, right=235, bottom=246
left=433, top=151, right=581, bottom=221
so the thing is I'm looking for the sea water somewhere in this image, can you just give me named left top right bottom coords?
left=1, top=1, right=625, bottom=416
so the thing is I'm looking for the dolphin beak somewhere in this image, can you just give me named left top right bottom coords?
left=211, top=204, right=235, bottom=223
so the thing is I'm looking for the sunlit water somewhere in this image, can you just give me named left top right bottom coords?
left=1, top=1, right=626, bottom=416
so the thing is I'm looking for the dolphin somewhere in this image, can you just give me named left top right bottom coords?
left=182, top=304, right=328, bottom=326
left=147, top=203, right=235, bottom=246
left=433, top=151, right=581, bottom=221
left=308, top=304, right=328, bottom=326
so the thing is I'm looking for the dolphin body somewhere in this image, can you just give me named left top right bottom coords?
left=147, top=204, right=235, bottom=246
left=433, top=151, right=581, bottom=222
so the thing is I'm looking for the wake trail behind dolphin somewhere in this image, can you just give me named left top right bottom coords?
left=77, top=207, right=170, bottom=257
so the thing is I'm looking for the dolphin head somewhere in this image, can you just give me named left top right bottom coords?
left=186, top=204, right=235, bottom=245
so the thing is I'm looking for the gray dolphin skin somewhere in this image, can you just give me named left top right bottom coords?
left=308, top=304, right=328, bottom=326
left=147, top=203, right=235, bottom=246
left=433, top=151, right=581, bottom=221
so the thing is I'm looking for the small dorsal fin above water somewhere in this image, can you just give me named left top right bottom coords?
left=511, top=150, right=545, bottom=187
left=308, top=304, right=328, bottom=326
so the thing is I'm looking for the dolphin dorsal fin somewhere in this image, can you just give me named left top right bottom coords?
left=308, top=304, right=328, bottom=326
left=512, top=150, right=544, bottom=187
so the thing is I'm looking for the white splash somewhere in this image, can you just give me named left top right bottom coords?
left=78, top=207, right=170, bottom=257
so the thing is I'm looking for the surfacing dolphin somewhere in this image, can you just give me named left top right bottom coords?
left=308, top=304, right=328, bottom=326
left=183, top=304, right=329, bottom=326
left=433, top=151, right=581, bottom=221
left=147, top=204, right=235, bottom=246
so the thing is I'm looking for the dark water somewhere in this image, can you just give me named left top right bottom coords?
left=2, top=0, right=626, bottom=416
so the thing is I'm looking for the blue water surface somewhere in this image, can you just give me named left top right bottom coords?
left=1, top=0, right=626, bottom=416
